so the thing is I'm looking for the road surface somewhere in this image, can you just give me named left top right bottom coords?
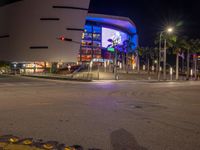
left=0, top=75, right=200, bottom=150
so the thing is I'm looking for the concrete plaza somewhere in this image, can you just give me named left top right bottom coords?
left=0, top=75, right=200, bottom=149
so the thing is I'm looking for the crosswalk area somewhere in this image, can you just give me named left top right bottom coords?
left=0, top=82, right=46, bottom=87
left=0, top=75, right=54, bottom=87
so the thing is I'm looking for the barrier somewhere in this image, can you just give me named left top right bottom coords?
left=0, top=135, right=100, bottom=150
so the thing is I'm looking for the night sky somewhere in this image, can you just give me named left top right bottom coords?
left=89, top=0, right=200, bottom=46
left=1, top=0, right=200, bottom=46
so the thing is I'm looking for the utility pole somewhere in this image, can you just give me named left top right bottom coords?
left=186, top=49, right=190, bottom=80
left=158, top=27, right=174, bottom=81
left=176, top=54, right=179, bottom=80
left=163, top=39, right=167, bottom=80
left=158, top=32, right=163, bottom=81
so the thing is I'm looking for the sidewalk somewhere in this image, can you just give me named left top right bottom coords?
left=19, top=72, right=199, bottom=82
left=22, top=73, right=92, bottom=82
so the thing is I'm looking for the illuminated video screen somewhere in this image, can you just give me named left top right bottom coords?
left=102, top=27, right=128, bottom=48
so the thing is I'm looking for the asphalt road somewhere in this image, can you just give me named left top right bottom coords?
left=0, top=75, right=200, bottom=150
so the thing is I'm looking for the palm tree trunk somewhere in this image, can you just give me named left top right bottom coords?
left=163, top=39, right=167, bottom=80
left=182, top=57, right=184, bottom=73
left=114, top=51, right=117, bottom=73
left=186, top=49, right=190, bottom=80
left=194, top=54, right=197, bottom=80
left=131, top=53, right=134, bottom=70
left=122, top=52, right=125, bottom=70
left=147, top=58, right=150, bottom=75
left=176, top=53, right=179, bottom=80
left=137, top=54, right=140, bottom=73
left=126, top=52, right=129, bottom=74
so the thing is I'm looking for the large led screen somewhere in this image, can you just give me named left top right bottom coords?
left=102, top=27, right=128, bottom=48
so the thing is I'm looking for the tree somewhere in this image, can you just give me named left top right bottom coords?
left=122, top=38, right=135, bottom=73
left=134, top=47, right=144, bottom=73
left=140, top=47, right=158, bottom=75
left=188, top=39, right=200, bottom=80
left=154, top=33, right=176, bottom=80
left=177, top=37, right=190, bottom=80
left=0, top=61, right=10, bottom=74
left=107, top=38, right=119, bottom=76
left=167, top=35, right=188, bottom=80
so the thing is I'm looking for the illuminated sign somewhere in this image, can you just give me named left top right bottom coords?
left=198, top=55, right=200, bottom=60
left=107, top=47, right=115, bottom=52
left=102, top=27, right=128, bottom=48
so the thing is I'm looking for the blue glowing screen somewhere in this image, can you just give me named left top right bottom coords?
left=102, top=27, right=128, bottom=48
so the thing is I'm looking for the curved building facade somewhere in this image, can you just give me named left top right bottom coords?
left=0, top=0, right=90, bottom=62
left=0, top=1, right=138, bottom=73
left=79, top=13, right=138, bottom=63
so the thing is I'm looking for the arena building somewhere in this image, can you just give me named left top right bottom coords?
left=0, top=0, right=138, bottom=73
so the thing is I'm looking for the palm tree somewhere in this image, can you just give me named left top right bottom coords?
left=167, top=35, right=188, bottom=80
left=135, top=47, right=144, bottom=73
left=107, top=38, right=121, bottom=76
left=154, top=33, right=175, bottom=80
left=122, top=38, right=135, bottom=73
left=189, top=39, right=200, bottom=80
left=152, top=47, right=159, bottom=73
left=141, top=47, right=158, bottom=75
left=178, top=37, right=191, bottom=80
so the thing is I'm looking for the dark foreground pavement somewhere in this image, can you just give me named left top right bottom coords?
left=0, top=75, right=200, bottom=150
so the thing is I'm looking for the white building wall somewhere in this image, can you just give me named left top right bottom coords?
left=0, top=0, right=90, bottom=62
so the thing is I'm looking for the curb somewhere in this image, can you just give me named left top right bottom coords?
left=0, top=135, right=101, bottom=150
left=21, top=75, right=92, bottom=82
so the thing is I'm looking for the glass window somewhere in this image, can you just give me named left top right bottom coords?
left=84, top=25, right=92, bottom=33
left=93, top=34, right=101, bottom=41
left=93, top=26, right=101, bottom=33
left=83, top=33, right=92, bottom=40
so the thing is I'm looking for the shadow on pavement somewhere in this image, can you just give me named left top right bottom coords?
left=111, top=128, right=148, bottom=150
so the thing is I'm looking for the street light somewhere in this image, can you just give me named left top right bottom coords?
left=158, top=27, right=174, bottom=81
left=167, top=27, right=174, bottom=33
left=167, top=28, right=173, bottom=33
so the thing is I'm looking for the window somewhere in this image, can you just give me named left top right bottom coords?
left=40, top=18, right=60, bottom=21
left=30, top=46, right=48, bottom=49
left=52, top=6, right=88, bottom=11
left=0, top=35, right=10, bottom=38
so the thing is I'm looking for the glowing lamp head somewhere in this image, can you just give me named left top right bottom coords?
left=167, top=27, right=173, bottom=33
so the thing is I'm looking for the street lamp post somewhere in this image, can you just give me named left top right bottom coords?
left=158, top=27, right=174, bottom=81
left=158, top=31, right=164, bottom=81
left=163, top=39, right=167, bottom=80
